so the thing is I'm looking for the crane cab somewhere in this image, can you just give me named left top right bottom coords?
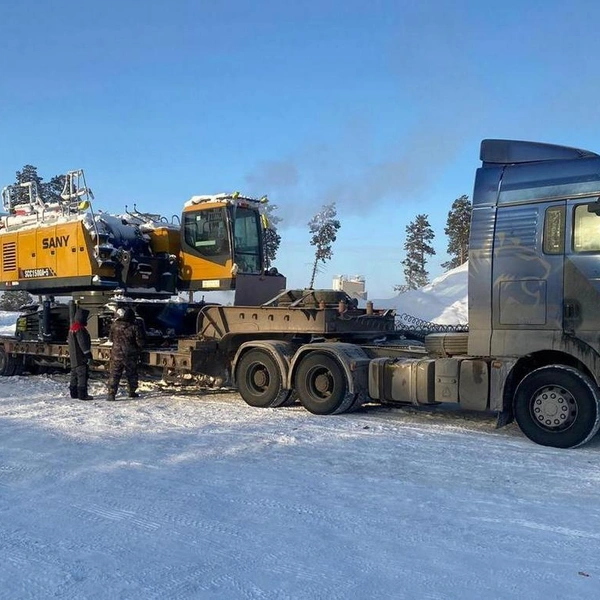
left=176, top=193, right=285, bottom=304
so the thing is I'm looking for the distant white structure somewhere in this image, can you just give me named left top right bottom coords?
left=332, top=275, right=367, bottom=301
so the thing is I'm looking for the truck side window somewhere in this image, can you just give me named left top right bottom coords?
left=543, top=206, right=565, bottom=254
left=573, top=204, right=600, bottom=253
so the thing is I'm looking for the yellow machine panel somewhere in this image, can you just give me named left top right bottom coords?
left=148, top=227, right=181, bottom=255
left=0, top=235, right=18, bottom=284
left=0, top=220, right=95, bottom=292
left=35, top=221, right=93, bottom=279
left=178, top=251, right=236, bottom=290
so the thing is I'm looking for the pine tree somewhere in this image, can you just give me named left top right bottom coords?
left=43, top=174, right=67, bottom=203
left=442, top=194, right=472, bottom=270
left=13, top=165, right=44, bottom=206
left=263, top=203, right=282, bottom=269
left=11, top=166, right=66, bottom=207
left=400, top=214, right=435, bottom=290
left=308, top=203, right=341, bottom=288
left=0, top=290, right=33, bottom=311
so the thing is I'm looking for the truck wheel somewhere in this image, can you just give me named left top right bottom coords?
left=236, top=349, right=290, bottom=408
left=514, top=365, right=600, bottom=448
left=294, top=352, right=355, bottom=415
left=0, top=347, right=18, bottom=377
left=27, top=363, right=48, bottom=375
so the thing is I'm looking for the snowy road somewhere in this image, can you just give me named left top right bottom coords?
left=1, top=374, right=600, bottom=599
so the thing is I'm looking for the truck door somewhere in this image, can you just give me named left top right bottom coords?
left=492, top=201, right=565, bottom=335
left=563, top=198, right=600, bottom=347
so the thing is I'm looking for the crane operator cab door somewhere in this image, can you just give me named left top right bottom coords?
left=178, top=195, right=285, bottom=305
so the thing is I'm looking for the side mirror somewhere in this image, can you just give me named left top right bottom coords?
left=587, top=198, right=600, bottom=215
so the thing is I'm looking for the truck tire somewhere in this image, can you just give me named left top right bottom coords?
left=294, top=352, right=356, bottom=415
left=514, top=365, right=600, bottom=448
left=236, top=349, right=290, bottom=408
left=0, top=347, right=18, bottom=377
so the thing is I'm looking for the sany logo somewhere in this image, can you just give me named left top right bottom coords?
left=42, top=235, right=70, bottom=249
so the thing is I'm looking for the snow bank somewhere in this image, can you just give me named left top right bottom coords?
left=373, top=262, right=468, bottom=324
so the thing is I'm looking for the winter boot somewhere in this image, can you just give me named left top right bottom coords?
left=107, top=389, right=117, bottom=401
left=78, top=388, right=93, bottom=401
left=127, top=388, right=140, bottom=398
left=69, top=386, right=78, bottom=399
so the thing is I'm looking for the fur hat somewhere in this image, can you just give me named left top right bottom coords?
left=116, top=307, right=135, bottom=323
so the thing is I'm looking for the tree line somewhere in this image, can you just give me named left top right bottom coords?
left=395, top=194, right=471, bottom=292
left=300, top=195, right=472, bottom=294
left=6, top=164, right=66, bottom=206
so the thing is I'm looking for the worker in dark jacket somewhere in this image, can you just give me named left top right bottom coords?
left=107, top=307, right=144, bottom=401
left=67, top=308, right=93, bottom=400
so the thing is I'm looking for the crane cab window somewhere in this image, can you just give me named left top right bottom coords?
left=573, top=203, right=600, bottom=253
left=233, top=207, right=262, bottom=273
left=183, top=207, right=230, bottom=258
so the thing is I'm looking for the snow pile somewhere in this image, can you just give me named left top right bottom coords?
left=373, top=262, right=468, bottom=324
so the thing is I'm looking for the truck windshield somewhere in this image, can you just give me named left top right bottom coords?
left=233, top=206, right=262, bottom=273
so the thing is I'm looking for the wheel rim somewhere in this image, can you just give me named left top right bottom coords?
left=529, top=384, right=578, bottom=431
left=306, top=366, right=334, bottom=402
left=247, top=362, right=270, bottom=395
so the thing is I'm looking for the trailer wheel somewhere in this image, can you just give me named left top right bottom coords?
left=12, top=359, right=23, bottom=376
left=236, top=349, right=290, bottom=408
left=514, top=365, right=600, bottom=448
left=294, top=352, right=355, bottom=415
left=0, top=347, right=18, bottom=377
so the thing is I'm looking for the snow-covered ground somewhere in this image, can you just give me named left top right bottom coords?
left=2, top=375, right=600, bottom=599
left=2, top=270, right=600, bottom=599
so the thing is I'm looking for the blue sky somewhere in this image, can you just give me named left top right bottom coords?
left=2, top=1, right=600, bottom=298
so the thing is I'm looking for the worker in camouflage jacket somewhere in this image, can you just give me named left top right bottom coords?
left=67, top=308, right=93, bottom=401
left=107, top=307, right=144, bottom=401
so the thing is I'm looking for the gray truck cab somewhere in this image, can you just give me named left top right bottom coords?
left=468, top=139, right=600, bottom=447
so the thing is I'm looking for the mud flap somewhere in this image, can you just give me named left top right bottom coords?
left=496, top=409, right=514, bottom=429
